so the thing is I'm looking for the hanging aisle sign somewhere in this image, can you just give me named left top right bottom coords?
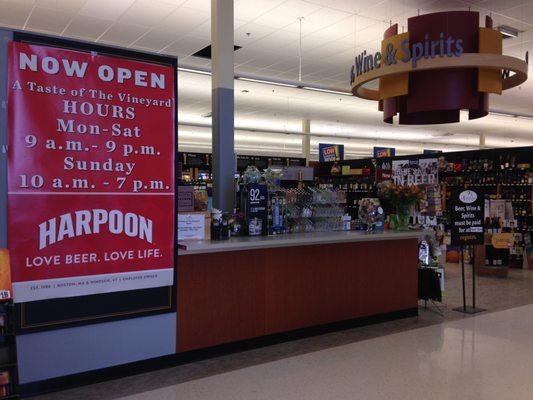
left=349, top=11, right=528, bottom=125
left=7, top=42, right=176, bottom=303
left=319, top=143, right=344, bottom=162
left=373, top=147, right=395, bottom=158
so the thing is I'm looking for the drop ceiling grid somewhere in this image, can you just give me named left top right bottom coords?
left=1, top=0, right=533, bottom=152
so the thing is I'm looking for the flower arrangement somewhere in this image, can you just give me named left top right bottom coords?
left=379, top=182, right=425, bottom=230
left=379, top=182, right=425, bottom=212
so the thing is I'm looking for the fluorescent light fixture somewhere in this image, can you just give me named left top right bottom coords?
left=236, top=76, right=298, bottom=88
left=489, top=111, right=533, bottom=120
left=179, top=66, right=356, bottom=96
left=498, top=25, right=519, bottom=39
left=489, top=111, right=513, bottom=118
left=302, top=86, right=353, bottom=96
left=177, top=67, right=211, bottom=75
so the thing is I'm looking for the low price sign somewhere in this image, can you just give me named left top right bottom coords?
left=450, top=188, right=485, bottom=246
left=7, top=42, right=175, bottom=302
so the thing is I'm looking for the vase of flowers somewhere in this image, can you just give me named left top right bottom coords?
left=379, top=183, right=424, bottom=230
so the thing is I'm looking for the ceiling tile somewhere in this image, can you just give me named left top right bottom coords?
left=79, top=0, right=136, bottom=21
left=163, top=35, right=210, bottom=56
left=36, top=0, right=87, bottom=13
left=254, top=1, right=322, bottom=29
left=119, top=0, right=177, bottom=26
left=157, top=0, right=187, bottom=5
left=187, top=20, right=210, bottom=40
left=158, top=6, right=210, bottom=34
left=500, top=2, right=533, bottom=22
left=477, top=0, right=531, bottom=13
left=63, top=15, right=113, bottom=40
left=235, top=22, right=277, bottom=44
left=234, top=0, right=286, bottom=22
left=0, top=0, right=34, bottom=28
left=26, top=6, right=73, bottom=34
left=181, top=0, right=210, bottom=12
left=99, top=22, right=148, bottom=45
left=132, top=28, right=180, bottom=51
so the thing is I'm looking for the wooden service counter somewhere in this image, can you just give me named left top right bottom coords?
left=176, top=230, right=425, bottom=353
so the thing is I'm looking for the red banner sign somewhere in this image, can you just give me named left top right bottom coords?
left=7, top=42, right=175, bottom=302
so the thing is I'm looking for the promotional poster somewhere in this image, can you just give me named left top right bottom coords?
left=392, top=158, right=439, bottom=186
left=7, top=42, right=175, bottom=302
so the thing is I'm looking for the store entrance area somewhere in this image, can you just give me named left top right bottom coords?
left=1, top=1, right=533, bottom=399
left=32, top=264, right=533, bottom=400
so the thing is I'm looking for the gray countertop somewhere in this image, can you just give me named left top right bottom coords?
left=178, top=229, right=429, bottom=256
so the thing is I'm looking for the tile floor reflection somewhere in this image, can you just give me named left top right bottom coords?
left=119, top=305, right=533, bottom=400
left=33, top=264, right=533, bottom=400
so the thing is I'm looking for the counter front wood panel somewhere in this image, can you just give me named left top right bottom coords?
left=177, top=238, right=418, bottom=353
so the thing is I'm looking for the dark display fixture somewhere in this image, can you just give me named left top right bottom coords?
left=178, top=152, right=306, bottom=179
left=0, top=302, right=18, bottom=399
left=316, top=146, right=532, bottom=272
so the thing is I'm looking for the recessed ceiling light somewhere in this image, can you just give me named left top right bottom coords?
left=302, top=86, right=352, bottom=96
left=431, top=132, right=454, bottom=137
left=236, top=76, right=299, bottom=88
left=178, top=67, right=211, bottom=76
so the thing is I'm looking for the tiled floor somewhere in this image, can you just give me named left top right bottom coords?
left=33, top=263, right=533, bottom=400
left=120, top=304, right=533, bottom=400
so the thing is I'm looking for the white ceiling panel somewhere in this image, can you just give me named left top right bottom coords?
left=36, top=0, right=87, bottom=13
left=63, top=15, right=112, bottom=40
left=1, top=0, right=533, bottom=156
left=26, top=6, right=73, bottom=34
left=181, top=0, right=210, bottom=12
left=233, top=0, right=286, bottom=22
left=98, top=22, right=148, bottom=45
left=473, top=0, right=532, bottom=14
left=133, top=28, right=179, bottom=51
left=0, top=0, right=34, bottom=28
left=157, top=0, right=187, bottom=5
left=187, top=20, right=211, bottom=40
left=163, top=35, right=209, bottom=56
left=158, top=6, right=210, bottom=35
left=253, top=0, right=322, bottom=28
left=234, top=22, right=277, bottom=44
left=119, top=0, right=178, bottom=26
left=79, top=0, right=136, bottom=21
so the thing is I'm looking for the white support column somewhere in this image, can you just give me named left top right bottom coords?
left=479, top=133, right=486, bottom=147
left=211, top=0, right=235, bottom=212
left=302, top=119, right=311, bottom=165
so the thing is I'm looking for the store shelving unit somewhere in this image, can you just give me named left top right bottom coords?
left=0, top=302, right=18, bottom=399
left=441, top=159, right=532, bottom=273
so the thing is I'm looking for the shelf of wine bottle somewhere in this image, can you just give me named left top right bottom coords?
left=484, top=245, right=509, bottom=267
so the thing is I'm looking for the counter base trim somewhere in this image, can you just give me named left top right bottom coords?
left=19, top=307, right=417, bottom=397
